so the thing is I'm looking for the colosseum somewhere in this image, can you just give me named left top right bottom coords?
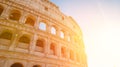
left=0, top=0, right=87, bottom=67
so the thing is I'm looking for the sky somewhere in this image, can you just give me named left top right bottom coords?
left=50, top=0, right=120, bottom=67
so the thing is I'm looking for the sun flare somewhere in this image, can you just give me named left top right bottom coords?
left=85, top=18, right=120, bottom=67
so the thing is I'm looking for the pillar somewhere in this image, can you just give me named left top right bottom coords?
left=9, top=30, right=20, bottom=51
left=29, top=33, right=37, bottom=54
left=34, top=16, right=39, bottom=29
left=46, top=23, right=51, bottom=33
left=19, top=11, right=27, bottom=24
left=1, top=5, right=10, bottom=19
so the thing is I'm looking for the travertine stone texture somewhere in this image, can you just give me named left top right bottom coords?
left=0, top=0, right=87, bottom=67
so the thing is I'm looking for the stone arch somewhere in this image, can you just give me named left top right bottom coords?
left=61, top=46, right=66, bottom=58
left=25, top=15, right=36, bottom=26
left=60, top=30, right=65, bottom=39
left=50, top=43, right=56, bottom=55
left=51, top=24, right=59, bottom=35
left=33, top=65, right=41, bottom=67
left=11, top=62, right=23, bottom=67
left=9, top=9, right=21, bottom=21
left=35, top=38, right=45, bottom=52
left=51, top=26, right=56, bottom=35
left=36, top=39, right=44, bottom=47
left=0, top=4, right=4, bottom=15
left=39, top=21, right=47, bottom=31
left=18, top=35, right=30, bottom=44
left=17, top=34, right=31, bottom=49
left=0, top=30, right=13, bottom=40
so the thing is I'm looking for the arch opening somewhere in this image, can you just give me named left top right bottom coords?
left=19, top=35, right=30, bottom=44
left=51, top=26, right=56, bottom=35
left=61, top=47, right=66, bottom=57
left=33, top=65, right=41, bottom=67
left=11, top=63, right=23, bottom=67
left=60, top=31, right=64, bottom=39
left=0, top=31, right=12, bottom=40
left=50, top=43, right=56, bottom=55
left=36, top=39, right=44, bottom=47
left=25, top=16, right=35, bottom=26
left=39, top=22, right=46, bottom=31
left=35, top=39, right=45, bottom=52
left=0, top=5, right=4, bottom=15
left=9, top=10, right=21, bottom=21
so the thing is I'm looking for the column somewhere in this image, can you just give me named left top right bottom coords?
left=56, top=43, right=61, bottom=58
left=29, top=33, right=37, bottom=54
left=3, top=59, right=9, bottom=67
left=19, top=11, right=27, bottom=24
left=9, top=31, right=20, bottom=51
left=66, top=48, right=70, bottom=61
left=1, top=6, right=10, bottom=19
left=46, top=23, right=51, bottom=33
left=64, top=32, right=68, bottom=41
left=44, top=38, right=50, bottom=56
left=56, top=28, right=60, bottom=37
left=34, top=16, right=39, bottom=29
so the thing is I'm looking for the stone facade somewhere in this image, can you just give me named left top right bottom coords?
left=0, top=0, right=87, bottom=67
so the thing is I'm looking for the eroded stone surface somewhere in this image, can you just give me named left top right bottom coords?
left=0, top=0, right=87, bottom=67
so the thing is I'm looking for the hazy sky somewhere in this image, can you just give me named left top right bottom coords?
left=50, top=0, right=120, bottom=67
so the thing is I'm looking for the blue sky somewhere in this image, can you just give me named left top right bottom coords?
left=50, top=0, right=120, bottom=67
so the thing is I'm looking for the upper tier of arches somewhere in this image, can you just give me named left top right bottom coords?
left=0, top=4, right=82, bottom=45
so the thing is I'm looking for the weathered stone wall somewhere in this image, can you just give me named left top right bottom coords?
left=0, top=0, right=87, bottom=67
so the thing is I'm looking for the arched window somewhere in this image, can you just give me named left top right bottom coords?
left=60, top=31, right=64, bottom=39
left=61, top=47, right=66, bottom=57
left=50, top=43, right=56, bottom=55
left=35, top=39, right=45, bottom=52
left=19, top=35, right=30, bottom=44
left=9, top=10, right=21, bottom=21
left=51, top=26, right=56, bottom=35
left=39, top=22, right=46, bottom=31
left=36, top=39, right=44, bottom=47
left=25, top=16, right=35, bottom=26
left=0, top=31, right=12, bottom=40
left=11, top=63, right=23, bottom=67
left=33, top=65, right=41, bottom=67
left=0, top=5, right=4, bottom=15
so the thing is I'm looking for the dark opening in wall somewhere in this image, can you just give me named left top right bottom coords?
left=25, top=16, right=35, bottom=26
left=0, top=31, right=12, bottom=40
left=50, top=43, right=56, bottom=55
left=45, top=7, right=48, bottom=11
left=36, top=39, right=44, bottom=47
left=33, top=65, right=41, bottom=67
left=9, top=10, right=21, bottom=21
left=0, top=5, right=4, bottom=15
left=11, top=63, right=23, bottom=67
left=61, top=47, right=66, bottom=57
left=19, top=35, right=30, bottom=44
